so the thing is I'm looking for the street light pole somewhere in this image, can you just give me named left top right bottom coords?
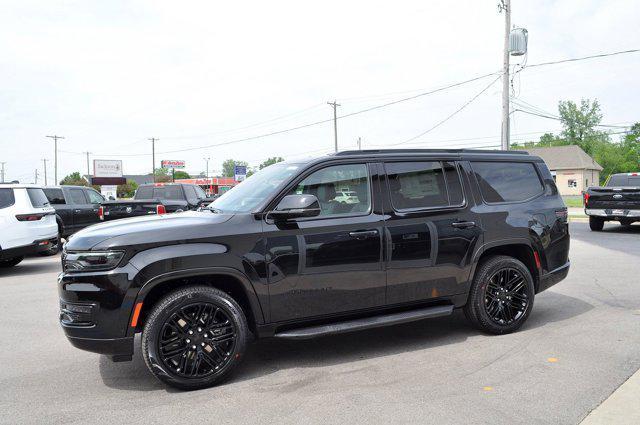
left=42, top=159, right=48, bottom=186
left=0, top=162, right=5, bottom=183
left=500, top=0, right=511, bottom=150
left=149, top=138, right=158, bottom=182
left=46, top=135, right=64, bottom=183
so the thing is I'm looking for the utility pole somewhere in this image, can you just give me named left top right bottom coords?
left=327, top=101, right=340, bottom=152
left=34, top=168, right=38, bottom=184
left=357, top=136, right=362, bottom=150
left=46, top=135, right=64, bottom=183
left=42, top=159, right=48, bottom=186
left=0, top=162, right=6, bottom=183
left=149, top=138, right=158, bottom=182
left=499, top=0, right=511, bottom=150
left=83, top=152, right=91, bottom=179
left=203, top=157, right=210, bottom=179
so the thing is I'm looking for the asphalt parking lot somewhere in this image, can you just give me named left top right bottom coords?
left=1, top=221, right=639, bottom=424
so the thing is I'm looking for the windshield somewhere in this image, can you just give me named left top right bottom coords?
left=210, top=162, right=302, bottom=213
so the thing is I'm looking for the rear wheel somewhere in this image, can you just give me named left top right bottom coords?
left=620, top=219, right=634, bottom=227
left=589, top=216, right=604, bottom=231
left=142, top=286, right=248, bottom=390
left=0, top=256, right=24, bottom=268
left=464, top=255, right=535, bottom=335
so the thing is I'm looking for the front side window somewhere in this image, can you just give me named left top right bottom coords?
left=86, top=189, right=104, bottom=204
left=43, top=188, right=66, bottom=205
left=386, top=161, right=464, bottom=210
left=0, top=189, right=15, bottom=209
left=471, top=161, right=543, bottom=203
left=27, top=188, right=50, bottom=207
left=288, top=163, right=371, bottom=217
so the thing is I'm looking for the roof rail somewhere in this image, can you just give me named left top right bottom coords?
left=334, top=149, right=528, bottom=156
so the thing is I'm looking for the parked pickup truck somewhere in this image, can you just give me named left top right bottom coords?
left=584, top=172, right=640, bottom=231
left=101, top=183, right=214, bottom=221
left=43, top=185, right=106, bottom=252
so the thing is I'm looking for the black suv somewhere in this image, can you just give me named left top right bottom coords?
left=58, top=149, right=570, bottom=389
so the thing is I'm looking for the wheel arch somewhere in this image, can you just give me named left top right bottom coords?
left=133, top=268, right=265, bottom=336
left=471, top=239, right=540, bottom=292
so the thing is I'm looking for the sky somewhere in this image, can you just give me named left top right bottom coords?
left=1, top=0, right=639, bottom=183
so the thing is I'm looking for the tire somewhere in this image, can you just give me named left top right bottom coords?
left=620, top=219, right=633, bottom=227
left=464, top=255, right=535, bottom=335
left=0, top=256, right=24, bottom=268
left=589, top=216, right=604, bottom=231
left=142, top=286, right=248, bottom=390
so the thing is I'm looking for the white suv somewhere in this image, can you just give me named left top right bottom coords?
left=0, top=185, right=58, bottom=267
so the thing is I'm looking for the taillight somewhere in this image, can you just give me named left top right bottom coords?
left=16, top=213, right=46, bottom=221
left=583, top=192, right=590, bottom=206
left=98, top=206, right=104, bottom=220
left=156, top=204, right=166, bottom=215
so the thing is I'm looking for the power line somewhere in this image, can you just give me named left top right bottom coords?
left=526, top=48, right=640, bottom=69
left=390, top=75, right=502, bottom=146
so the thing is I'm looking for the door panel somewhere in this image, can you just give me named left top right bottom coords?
left=265, top=162, right=386, bottom=323
left=382, top=160, right=483, bottom=305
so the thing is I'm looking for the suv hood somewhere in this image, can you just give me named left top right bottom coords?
left=65, top=211, right=234, bottom=251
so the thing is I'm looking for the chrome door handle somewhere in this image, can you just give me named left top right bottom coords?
left=349, top=230, right=379, bottom=239
left=451, top=221, right=476, bottom=229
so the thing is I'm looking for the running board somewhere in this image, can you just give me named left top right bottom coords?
left=274, top=305, right=454, bottom=340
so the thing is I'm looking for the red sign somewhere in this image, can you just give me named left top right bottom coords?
left=161, top=160, right=185, bottom=169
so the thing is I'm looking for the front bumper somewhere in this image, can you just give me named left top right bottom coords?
left=0, top=237, right=58, bottom=260
left=538, top=261, right=570, bottom=293
left=58, top=264, right=140, bottom=358
left=585, top=208, right=640, bottom=218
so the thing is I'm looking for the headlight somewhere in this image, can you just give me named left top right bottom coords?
left=62, top=251, right=125, bottom=272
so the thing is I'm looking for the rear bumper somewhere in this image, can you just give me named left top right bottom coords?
left=66, top=335, right=134, bottom=357
left=538, top=261, right=570, bottom=293
left=585, top=208, right=640, bottom=218
left=0, top=237, right=58, bottom=260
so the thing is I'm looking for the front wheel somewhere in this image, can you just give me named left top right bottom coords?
left=142, top=286, right=248, bottom=390
left=589, top=216, right=604, bottom=231
left=464, top=255, right=535, bottom=335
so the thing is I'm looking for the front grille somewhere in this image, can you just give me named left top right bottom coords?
left=60, top=302, right=95, bottom=326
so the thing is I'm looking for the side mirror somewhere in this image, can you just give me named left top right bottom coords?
left=269, top=194, right=321, bottom=220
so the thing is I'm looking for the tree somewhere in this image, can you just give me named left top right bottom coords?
left=153, top=167, right=172, bottom=183
left=259, top=157, right=284, bottom=170
left=116, top=180, right=138, bottom=198
left=558, top=99, right=607, bottom=155
left=60, top=172, right=89, bottom=186
left=173, top=170, right=191, bottom=180
left=222, top=159, right=248, bottom=178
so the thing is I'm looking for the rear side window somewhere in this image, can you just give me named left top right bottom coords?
left=385, top=161, right=464, bottom=210
left=184, top=185, right=198, bottom=203
left=471, top=161, right=543, bottom=203
left=43, top=188, right=66, bottom=204
left=135, top=186, right=153, bottom=198
left=0, top=189, right=15, bottom=209
left=27, top=188, right=50, bottom=207
left=69, top=189, right=88, bottom=204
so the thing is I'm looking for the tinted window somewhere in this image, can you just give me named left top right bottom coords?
left=444, top=162, right=464, bottom=205
left=472, top=161, right=543, bottom=203
left=86, top=189, right=104, bottom=204
left=135, top=186, right=153, bottom=199
left=607, top=174, right=640, bottom=187
left=386, top=162, right=448, bottom=210
left=69, top=189, right=88, bottom=204
left=194, top=185, right=207, bottom=199
left=135, top=185, right=183, bottom=200
left=184, top=185, right=198, bottom=203
left=0, top=189, right=15, bottom=209
left=289, top=163, right=370, bottom=217
left=43, top=188, right=66, bottom=205
left=27, top=188, right=50, bottom=207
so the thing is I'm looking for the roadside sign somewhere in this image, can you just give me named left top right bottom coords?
left=234, top=165, right=247, bottom=182
left=94, top=159, right=123, bottom=177
left=161, top=160, right=185, bottom=169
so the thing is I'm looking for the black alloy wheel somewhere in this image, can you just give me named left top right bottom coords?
left=483, top=268, right=529, bottom=326
left=158, top=302, right=236, bottom=378
left=142, top=286, right=248, bottom=390
left=464, top=255, right=535, bottom=334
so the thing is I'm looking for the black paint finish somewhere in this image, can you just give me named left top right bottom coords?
left=58, top=150, right=570, bottom=358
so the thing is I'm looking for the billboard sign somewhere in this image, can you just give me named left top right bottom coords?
left=161, top=160, right=185, bottom=169
left=94, top=159, right=123, bottom=178
left=234, top=165, right=247, bottom=182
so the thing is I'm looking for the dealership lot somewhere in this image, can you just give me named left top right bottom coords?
left=0, top=221, right=639, bottom=424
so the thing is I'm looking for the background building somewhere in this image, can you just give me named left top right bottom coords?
left=526, top=145, right=603, bottom=196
